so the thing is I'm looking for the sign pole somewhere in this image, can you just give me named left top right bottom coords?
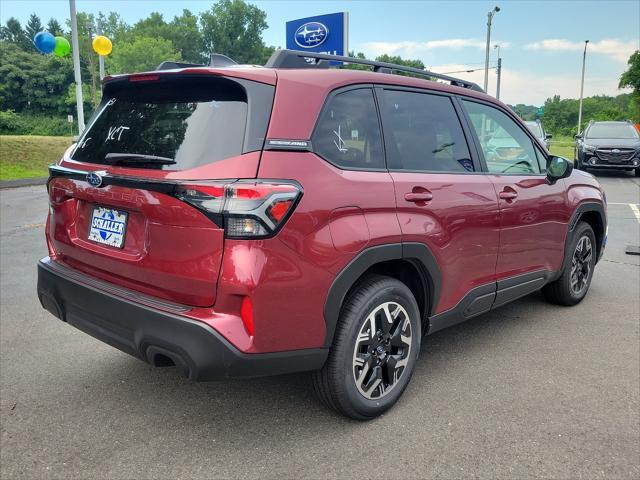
left=69, top=0, right=85, bottom=134
left=97, top=21, right=105, bottom=80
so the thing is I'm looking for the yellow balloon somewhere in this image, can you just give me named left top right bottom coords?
left=92, top=35, right=112, bottom=56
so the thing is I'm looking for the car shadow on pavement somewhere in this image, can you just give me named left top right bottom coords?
left=65, top=291, right=554, bottom=430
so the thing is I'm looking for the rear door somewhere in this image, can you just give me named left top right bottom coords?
left=48, top=73, right=274, bottom=307
left=460, top=99, right=568, bottom=281
left=378, top=87, right=501, bottom=315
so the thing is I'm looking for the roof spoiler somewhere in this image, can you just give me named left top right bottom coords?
left=265, top=49, right=484, bottom=92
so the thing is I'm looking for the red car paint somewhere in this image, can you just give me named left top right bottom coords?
left=44, top=64, right=606, bottom=359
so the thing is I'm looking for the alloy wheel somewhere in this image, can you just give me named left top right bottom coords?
left=352, top=301, right=413, bottom=400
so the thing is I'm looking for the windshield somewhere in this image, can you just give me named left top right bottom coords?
left=524, top=121, right=543, bottom=138
left=71, top=77, right=248, bottom=169
left=585, top=123, right=639, bottom=140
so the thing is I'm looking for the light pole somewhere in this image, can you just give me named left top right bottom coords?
left=494, top=44, right=502, bottom=100
left=484, top=6, right=500, bottom=92
left=577, top=40, right=589, bottom=135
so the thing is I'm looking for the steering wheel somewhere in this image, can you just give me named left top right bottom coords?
left=502, top=159, right=535, bottom=173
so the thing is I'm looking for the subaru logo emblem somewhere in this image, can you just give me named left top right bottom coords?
left=86, top=172, right=103, bottom=188
left=294, top=22, right=328, bottom=49
left=612, top=148, right=620, bottom=153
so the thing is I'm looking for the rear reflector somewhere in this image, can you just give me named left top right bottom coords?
left=240, top=296, right=255, bottom=336
left=175, top=180, right=302, bottom=239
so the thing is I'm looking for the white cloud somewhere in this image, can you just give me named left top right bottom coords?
left=429, top=64, right=632, bottom=105
left=360, top=39, right=509, bottom=57
left=524, top=38, right=637, bottom=63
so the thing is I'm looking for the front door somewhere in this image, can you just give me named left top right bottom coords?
left=377, top=88, right=501, bottom=315
left=460, top=99, right=569, bottom=281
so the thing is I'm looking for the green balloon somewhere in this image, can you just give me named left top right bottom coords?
left=53, top=36, right=70, bottom=57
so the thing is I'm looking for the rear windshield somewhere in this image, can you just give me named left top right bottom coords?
left=72, top=77, right=248, bottom=169
left=585, top=123, right=639, bottom=139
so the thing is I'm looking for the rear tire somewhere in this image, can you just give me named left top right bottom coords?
left=312, top=275, right=421, bottom=420
left=542, top=221, right=596, bottom=306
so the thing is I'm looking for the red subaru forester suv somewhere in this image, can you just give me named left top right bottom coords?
left=38, top=51, right=607, bottom=419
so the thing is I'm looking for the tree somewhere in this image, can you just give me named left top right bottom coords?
left=47, top=18, right=64, bottom=36
left=619, top=50, right=640, bottom=122
left=0, top=42, right=74, bottom=115
left=24, top=13, right=44, bottom=41
left=96, top=12, right=129, bottom=42
left=200, top=0, right=270, bottom=64
left=1, top=17, right=31, bottom=50
left=109, top=36, right=181, bottom=73
left=128, top=10, right=204, bottom=63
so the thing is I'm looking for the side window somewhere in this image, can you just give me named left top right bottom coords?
left=313, top=88, right=384, bottom=170
left=535, top=145, right=547, bottom=173
left=380, top=90, right=474, bottom=172
left=462, top=100, right=541, bottom=174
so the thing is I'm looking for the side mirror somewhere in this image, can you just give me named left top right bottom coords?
left=547, top=156, right=573, bottom=182
left=574, top=134, right=583, bottom=140
left=545, top=134, right=553, bottom=139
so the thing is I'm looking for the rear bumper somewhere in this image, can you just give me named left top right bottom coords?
left=37, top=257, right=327, bottom=381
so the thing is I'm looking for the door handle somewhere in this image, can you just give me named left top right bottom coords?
left=405, top=191, right=433, bottom=203
left=499, top=187, right=518, bottom=201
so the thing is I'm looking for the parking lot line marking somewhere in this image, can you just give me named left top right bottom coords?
left=629, top=203, right=640, bottom=223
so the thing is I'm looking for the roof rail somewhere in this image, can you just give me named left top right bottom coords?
left=265, top=49, right=484, bottom=92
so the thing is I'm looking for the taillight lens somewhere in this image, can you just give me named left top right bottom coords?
left=175, top=180, right=302, bottom=239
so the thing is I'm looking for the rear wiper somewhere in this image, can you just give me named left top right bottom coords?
left=104, top=153, right=176, bottom=165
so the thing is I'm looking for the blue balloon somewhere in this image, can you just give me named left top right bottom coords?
left=33, top=31, right=56, bottom=54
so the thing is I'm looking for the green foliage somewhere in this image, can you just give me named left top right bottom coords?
left=619, top=50, right=640, bottom=122
left=200, top=0, right=271, bottom=64
left=0, top=42, right=74, bottom=116
left=542, top=94, right=635, bottom=136
left=0, top=110, right=73, bottom=136
left=109, top=36, right=181, bottom=73
left=47, top=19, right=64, bottom=36
left=125, top=10, right=204, bottom=64
left=24, top=13, right=43, bottom=42
left=0, top=17, right=31, bottom=50
left=510, top=104, right=538, bottom=121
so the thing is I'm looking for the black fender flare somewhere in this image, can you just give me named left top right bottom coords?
left=322, top=242, right=441, bottom=348
left=554, top=201, right=606, bottom=281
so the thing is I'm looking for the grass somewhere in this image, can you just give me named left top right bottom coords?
left=548, top=135, right=576, bottom=160
left=0, top=135, right=73, bottom=181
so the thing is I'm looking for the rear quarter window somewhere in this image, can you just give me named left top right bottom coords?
left=312, top=88, right=385, bottom=170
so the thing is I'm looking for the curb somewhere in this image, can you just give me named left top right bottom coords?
left=0, top=177, right=48, bottom=190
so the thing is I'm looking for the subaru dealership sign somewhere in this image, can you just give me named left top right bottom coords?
left=286, top=12, right=348, bottom=56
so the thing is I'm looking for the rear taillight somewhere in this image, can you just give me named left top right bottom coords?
left=175, top=180, right=302, bottom=239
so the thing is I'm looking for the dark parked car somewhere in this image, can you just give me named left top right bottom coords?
left=575, top=120, right=640, bottom=176
left=37, top=51, right=607, bottom=420
left=524, top=119, right=552, bottom=149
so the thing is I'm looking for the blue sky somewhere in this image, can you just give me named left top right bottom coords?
left=2, top=0, right=638, bottom=105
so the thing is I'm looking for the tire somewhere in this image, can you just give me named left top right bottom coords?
left=635, top=168, right=640, bottom=177
left=312, top=275, right=422, bottom=420
left=542, top=221, right=596, bottom=306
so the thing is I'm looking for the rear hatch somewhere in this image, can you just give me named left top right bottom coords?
left=47, top=71, right=276, bottom=307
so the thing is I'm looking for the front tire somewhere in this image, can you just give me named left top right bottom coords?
left=635, top=168, right=640, bottom=177
left=312, top=275, right=421, bottom=420
left=542, top=221, right=596, bottom=306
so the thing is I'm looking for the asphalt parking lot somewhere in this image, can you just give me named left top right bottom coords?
left=1, top=172, right=639, bottom=479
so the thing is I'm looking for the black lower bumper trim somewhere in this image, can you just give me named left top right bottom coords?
left=37, top=257, right=327, bottom=380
